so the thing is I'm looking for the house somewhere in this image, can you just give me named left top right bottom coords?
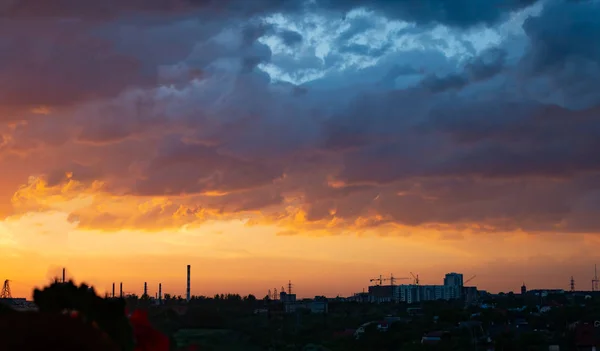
left=283, top=300, right=328, bottom=314
left=421, top=331, right=451, bottom=345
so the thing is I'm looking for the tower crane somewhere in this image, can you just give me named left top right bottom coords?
left=371, top=274, right=410, bottom=286
left=384, top=274, right=410, bottom=286
left=370, top=275, right=384, bottom=286
left=410, top=272, right=420, bottom=285
left=464, top=275, right=476, bottom=285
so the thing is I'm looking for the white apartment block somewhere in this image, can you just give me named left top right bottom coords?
left=392, top=272, right=465, bottom=304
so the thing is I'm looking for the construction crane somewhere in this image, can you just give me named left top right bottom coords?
left=592, top=265, right=599, bottom=292
left=384, top=274, right=410, bottom=286
left=464, top=275, right=476, bottom=285
left=370, top=275, right=384, bottom=286
left=1, top=280, right=11, bottom=299
left=410, top=272, right=420, bottom=285
left=371, top=274, right=410, bottom=286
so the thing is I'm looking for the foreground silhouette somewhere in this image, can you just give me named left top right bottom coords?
left=0, top=281, right=169, bottom=351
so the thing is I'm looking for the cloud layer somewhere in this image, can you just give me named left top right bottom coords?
left=2, top=0, right=600, bottom=235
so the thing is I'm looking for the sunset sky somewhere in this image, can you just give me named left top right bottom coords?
left=1, top=0, right=600, bottom=299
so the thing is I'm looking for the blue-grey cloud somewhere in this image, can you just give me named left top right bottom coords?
left=318, top=0, right=540, bottom=27
left=3, top=0, right=600, bottom=235
left=278, top=29, right=303, bottom=46
left=1, top=0, right=540, bottom=26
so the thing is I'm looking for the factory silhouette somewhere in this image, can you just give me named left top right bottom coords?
left=3, top=264, right=600, bottom=309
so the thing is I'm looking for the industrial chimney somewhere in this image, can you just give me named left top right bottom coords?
left=186, top=265, right=191, bottom=302
left=144, top=282, right=147, bottom=297
left=62, top=268, right=66, bottom=283
left=112, top=283, right=115, bottom=298
left=159, top=283, right=162, bottom=304
left=119, top=282, right=123, bottom=298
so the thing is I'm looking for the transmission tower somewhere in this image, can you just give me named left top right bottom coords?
left=288, top=280, right=293, bottom=295
left=1, top=280, right=12, bottom=299
left=570, top=276, right=575, bottom=292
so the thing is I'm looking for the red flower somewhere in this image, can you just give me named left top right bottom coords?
left=129, top=309, right=170, bottom=351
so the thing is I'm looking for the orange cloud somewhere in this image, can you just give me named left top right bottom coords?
left=2, top=173, right=588, bottom=239
left=31, top=106, right=51, bottom=115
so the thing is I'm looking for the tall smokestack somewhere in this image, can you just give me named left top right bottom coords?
left=159, top=283, right=162, bottom=303
left=112, top=283, right=115, bottom=298
left=144, top=282, right=147, bottom=297
left=62, top=268, right=66, bottom=283
left=186, top=265, right=191, bottom=302
left=119, top=282, right=123, bottom=298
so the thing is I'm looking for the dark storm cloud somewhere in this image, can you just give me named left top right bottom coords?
left=519, top=0, right=600, bottom=108
left=133, top=137, right=284, bottom=196
left=523, top=0, right=600, bottom=73
left=5, top=0, right=600, bottom=235
left=0, top=0, right=175, bottom=19
left=420, top=48, right=507, bottom=92
left=278, top=29, right=303, bottom=46
left=335, top=97, right=600, bottom=185
left=0, top=0, right=535, bottom=111
left=0, top=20, right=145, bottom=110
left=45, top=163, right=102, bottom=187
left=2, top=0, right=539, bottom=27
left=321, top=0, right=540, bottom=27
left=296, top=0, right=600, bottom=234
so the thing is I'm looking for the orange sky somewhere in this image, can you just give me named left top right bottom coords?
left=2, top=0, right=600, bottom=301
left=2, top=207, right=599, bottom=299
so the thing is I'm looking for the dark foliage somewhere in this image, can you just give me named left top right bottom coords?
left=0, top=311, right=120, bottom=351
left=33, top=280, right=135, bottom=351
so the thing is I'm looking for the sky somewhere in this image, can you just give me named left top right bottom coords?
left=1, top=0, right=600, bottom=299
